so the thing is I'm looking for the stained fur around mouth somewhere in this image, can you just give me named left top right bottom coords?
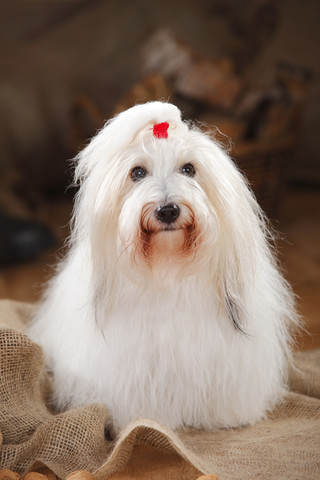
left=136, top=201, right=199, bottom=260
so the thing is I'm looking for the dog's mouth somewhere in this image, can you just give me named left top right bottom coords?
left=144, top=223, right=185, bottom=234
left=140, top=224, right=183, bottom=236
left=163, top=225, right=182, bottom=232
left=138, top=223, right=198, bottom=261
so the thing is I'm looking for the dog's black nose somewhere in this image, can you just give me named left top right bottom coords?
left=155, top=203, right=180, bottom=224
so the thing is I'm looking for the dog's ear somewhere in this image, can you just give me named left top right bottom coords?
left=215, top=200, right=264, bottom=334
left=197, top=137, right=267, bottom=335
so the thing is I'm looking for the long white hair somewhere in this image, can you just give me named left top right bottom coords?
left=29, top=102, right=298, bottom=434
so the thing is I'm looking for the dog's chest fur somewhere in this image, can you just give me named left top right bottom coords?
left=50, top=274, right=256, bottom=433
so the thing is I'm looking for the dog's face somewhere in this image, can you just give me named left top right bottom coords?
left=117, top=129, right=219, bottom=270
left=75, top=112, right=258, bottom=276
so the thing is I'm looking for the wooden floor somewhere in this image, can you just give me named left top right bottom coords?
left=0, top=187, right=319, bottom=351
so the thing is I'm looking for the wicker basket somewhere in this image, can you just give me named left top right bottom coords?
left=231, top=135, right=297, bottom=218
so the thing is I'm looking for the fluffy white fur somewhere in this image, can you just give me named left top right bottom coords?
left=29, top=101, right=297, bottom=435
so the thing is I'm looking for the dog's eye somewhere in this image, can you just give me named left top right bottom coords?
left=180, top=163, right=196, bottom=177
left=130, top=166, right=147, bottom=182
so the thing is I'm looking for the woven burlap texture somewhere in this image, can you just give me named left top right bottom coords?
left=0, top=299, right=319, bottom=480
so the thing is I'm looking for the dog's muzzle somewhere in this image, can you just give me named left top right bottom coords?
left=155, top=203, right=180, bottom=224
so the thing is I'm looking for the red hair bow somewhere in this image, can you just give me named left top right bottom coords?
left=153, top=122, right=169, bottom=139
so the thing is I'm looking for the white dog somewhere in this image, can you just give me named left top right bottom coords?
left=29, top=101, right=297, bottom=434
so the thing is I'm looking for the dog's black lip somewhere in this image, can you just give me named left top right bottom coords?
left=163, top=226, right=182, bottom=232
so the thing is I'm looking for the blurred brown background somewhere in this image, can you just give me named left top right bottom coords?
left=0, top=0, right=319, bottom=350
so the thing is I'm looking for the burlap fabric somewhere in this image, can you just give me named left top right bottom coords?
left=0, top=300, right=319, bottom=480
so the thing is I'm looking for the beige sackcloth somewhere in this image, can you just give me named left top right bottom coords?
left=0, top=299, right=319, bottom=480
